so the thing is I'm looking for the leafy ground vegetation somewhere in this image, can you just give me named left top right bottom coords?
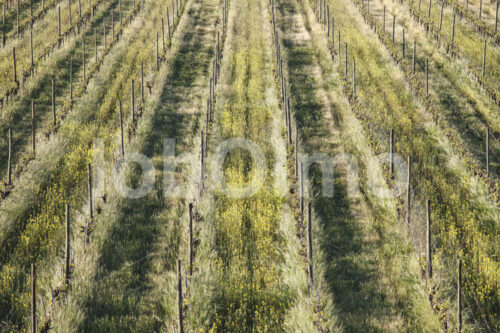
left=0, top=0, right=498, bottom=331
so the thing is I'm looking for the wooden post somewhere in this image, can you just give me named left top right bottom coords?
left=402, top=29, right=405, bottom=58
left=338, top=30, right=340, bottom=57
left=458, top=258, right=462, bottom=332
left=428, top=0, right=431, bottom=18
left=94, top=28, right=97, bottom=62
left=287, top=98, right=292, bottom=146
left=13, top=47, right=17, bottom=83
left=83, top=39, right=86, bottom=79
left=390, top=129, right=394, bottom=176
left=177, top=259, right=184, bottom=333
left=65, top=204, right=71, bottom=284
left=88, top=164, right=93, bottom=220
left=423, top=199, right=432, bottom=281
left=418, top=0, right=422, bottom=11
left=167, top=8, right=171, bottom=40
left=482, top=38, right=486, bottom=77
left=439, top=1, right=444, bottom=31
left=332, top=16, right=335, bottom=46
left=295, top=126, right=298, bottom=180
left=406, top=157, right=410, bottom=227
left=131, top=79, right=135, bottom=120
left=112, top=11, right=115, bottom=37
left=31, top=263, right=36, bottom=333
left=426, top=58, right=429, bottom=95
left=451, top=14, right=456, bottom=45
left=7, top=128, right=12, bottom=185
left=58, top=6, right=61, bottom=36
left=495, top=1, right=498, bottom=33
left=52, top=79, right=56, bottom=126
left=412, top=40, right=416, bottom=74
left=70, top=58, right=73, bottom=101
left=141, top=62, right=144, bottom=102
left=156, top=31, right=159, bottom=70
left=2, top=5, right=5, bottom=47
left=345, top=42, right=348, bottom=75
left=307, top=201, right=313, bottom=286
left=353, top=58, right=356, bottom=98
left=201, top=130, right=204, bottom=183
left=119, top=101, right=124, bottom=158
left=119, top=0, right=122, bottom=25
left=68, top=0, right=72, bottom=26
left=300, top=162, right=304, bottom=215
left=16, top=0, right=19, bottom=37
left=188, top=203, right=193, bottom=276
left=31, top=102, right=36, bottom=153
left=78, top=0, right=81, bottom=18
left=327, top=6, right=330, bottom=36
left=479, top=0, right=482, bottom=19
left=162, top=18, right=165, bottom=52
left=30, top=29, right=34, bottom=69
left=393, top=15, right=396, bottom=43
left=486, top=127, right=489, bottom=177
left=104, top=20, right=106, bottom=49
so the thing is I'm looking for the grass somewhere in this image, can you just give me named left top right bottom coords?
left=277, top=0, right=440, bottom=331
left=51, top=0, right=220, bottom=330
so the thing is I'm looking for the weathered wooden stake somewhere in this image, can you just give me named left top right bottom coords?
left=65, top=204, right=71, bottom=283
left=83, top=39, right=86, bottom=79
left=167, top=8, right=171, bottom=41
left=300, top=162, right=304, bottom=215
left=353, top=58, right=356, bottom=98
left=94, top=28, right=97, bottom=62
left=119, top=101, right=124, bottom=158
left=16, top=0, right=19, bottom=37
left=104, top=20, right=107, bottom=49
left=68, top=0, right=72, bottom=26
left=31, top=263, right=36, bottom=333
left=51, top=79, right=57, bottom=126
left=393, top=15, right=396, bottom=43
left=2, top=5, right=5, bottom=47
left=176, top=259, right=184, bottom=333
left=13, top=47, right=17, bottom=83
left=119, top=0, right=122, bottom=24
left=141, top=62, right=144, bottom=102
left=495, top=1, right=499, bottom=33
left=479, top=0, right=482, bottom=19
left=327, top=5, right=330, bottom=36
left=402, top=29, right=405, bottom=58
left=439, top=1, right=444, bottom=31
left=426, top=199, right=432, bottom=278
left=30, top=29, right=34, bottom=68
left=112, top=11, right=115, bottom=36
left=58, top=6, right=61, bottom=36
left=428, top=0, right=432, bottom=18
left=451, top=14, right=456, bottom=45
left=88, top=164, right=93, bottom=219
left=486, top=127, right=489, bottom=176
left=426, top=58, right=429, bottom=95
left=482, top=38, right=486, bottom=77
left=201, top=130, right=204, bottom=182
left=412, top=41, right=417, bottom=74
left=295, top=126, right=298, bottom=180
left=390, top=129, right=394, bottom=176
left=131, top=79, right=135, bottom=120
left=7, top=128, right=12, bottom=185
left=162, top=18, right=165, bottom=52
left=307, top=201, right=313, bottom=286
left=78, top=0, right=81, bottom=18
left=156, top=31, right=159, bottom=70
left=345, top=42, right=348, bottom=75
left=32, top=102, right=35, bottom=153
left=188, top=203, right=193, bottom=276
left=458, top=258, right=462, bottom=332
left=406, top=156, right=410, bottom=227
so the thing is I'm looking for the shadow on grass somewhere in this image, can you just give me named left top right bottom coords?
left=80, top=4, right=216, bottom=332
left=278, top=1, right=396, bottom=331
